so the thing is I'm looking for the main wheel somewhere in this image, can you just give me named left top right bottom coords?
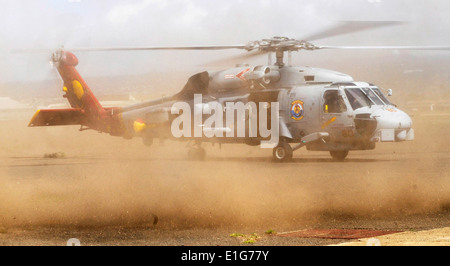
left=188, top=148, right=206, bottom=161
left=330, top=150, right=349, bottom=161
left=142, top=137, right=153, bottom=147
left=272, top=142, right=293, bottom=162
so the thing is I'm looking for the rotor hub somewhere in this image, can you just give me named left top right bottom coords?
left=245, top=37, right=319, bottom=52
left=243, top=37, right=321, bottom=67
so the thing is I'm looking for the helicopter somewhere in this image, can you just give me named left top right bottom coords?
left=26, top=21, right=450, bottom=162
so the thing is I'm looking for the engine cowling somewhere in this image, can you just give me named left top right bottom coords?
left=208, top=65, right=281, bottom=94
left=245, top=66, right=281, bottom=85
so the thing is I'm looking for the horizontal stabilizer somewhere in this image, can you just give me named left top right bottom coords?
left=28, top=109, right=84, bottom=127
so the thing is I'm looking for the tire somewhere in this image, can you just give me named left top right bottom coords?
left=330, top=150, right=349, bottom=161
left=188, top=148, right=206, bottom=161
left=142, top=137, right=153, bottom=147
left=272, top=142, right=293, bottom=162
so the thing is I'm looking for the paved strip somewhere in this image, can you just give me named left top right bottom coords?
left=276, top=229, right=402, bottom=239
left=332, top=227, right=450, bottom=246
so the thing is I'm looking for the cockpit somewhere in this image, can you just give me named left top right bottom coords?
left=327, top=82, right=413, bottom=143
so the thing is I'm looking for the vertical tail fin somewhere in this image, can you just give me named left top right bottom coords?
left=29, top=50, right=126, bottom=136
left=53, top=50, right=105, bottom=119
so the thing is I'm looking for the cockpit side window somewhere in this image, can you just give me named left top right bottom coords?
left=323, top=90, right=347, bottom=113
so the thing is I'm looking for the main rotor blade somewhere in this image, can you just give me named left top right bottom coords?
left=70, top=45, right=248, bottom=52
left=301, top=21, right=405, bottom=42
left=11, top=45, right=248, bottom=54
left=317, top=45, right=450, bottom=50
left=202, top=50, right=267, bottom=67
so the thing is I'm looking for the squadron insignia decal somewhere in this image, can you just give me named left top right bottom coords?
left=290, top=100, right=304, bottom=121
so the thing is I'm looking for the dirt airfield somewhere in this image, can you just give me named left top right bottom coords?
left=0, top=106, right=448, bottom=246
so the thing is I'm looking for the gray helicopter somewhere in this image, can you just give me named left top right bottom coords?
left=27, top=21, right=449, bottom=162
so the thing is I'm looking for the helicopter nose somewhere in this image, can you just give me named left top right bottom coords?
left=374, top=108, right=412, bottom=129
left=372, top=108, right=414, bottom=142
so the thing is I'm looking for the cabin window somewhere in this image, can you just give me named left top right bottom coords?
left=304, top=76, right=315, bottom=82
left=323, top=90, right=347, bottom=113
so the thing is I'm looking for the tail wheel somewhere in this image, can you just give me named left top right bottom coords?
left=330, top=150, right=349, bottom=161
left=272, top=142, right=293, bottom=162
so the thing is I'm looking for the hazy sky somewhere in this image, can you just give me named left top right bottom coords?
left=1, top=0, right=449, bottom=83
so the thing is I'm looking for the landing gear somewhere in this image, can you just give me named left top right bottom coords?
left=187, top=141, right=206, bottom=160
left=272, top=142, right=293, bottom=162
left=142, top=136, right=153, bottom=147
left=188, top=147, right=206, bottom=160
left=330, top=150, right=348, bottom=161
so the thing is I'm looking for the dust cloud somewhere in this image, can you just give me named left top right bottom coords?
left=0, top=107, right=449, bottom=231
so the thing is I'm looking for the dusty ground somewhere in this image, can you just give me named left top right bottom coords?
left=0, top=108, right=448, bottom=246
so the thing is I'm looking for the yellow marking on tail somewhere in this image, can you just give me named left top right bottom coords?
left=133, top=120, right=146, bottom=133
left=28, top=109, right=41, bottom=127
left=72, top=80, right=84, bottom=100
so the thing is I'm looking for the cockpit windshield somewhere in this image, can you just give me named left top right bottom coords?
left=371, top=87, right=392, bottom=105
left=345, top=87, right=392, bottom=110
left=362, top=88, right=384, bottom=105
left=345, top=88, right=372, bottom=110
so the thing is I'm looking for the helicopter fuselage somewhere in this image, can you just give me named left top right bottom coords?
left=28, top=50, right=414, bottom=161
left=120, top=67, right=414, bottom=156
